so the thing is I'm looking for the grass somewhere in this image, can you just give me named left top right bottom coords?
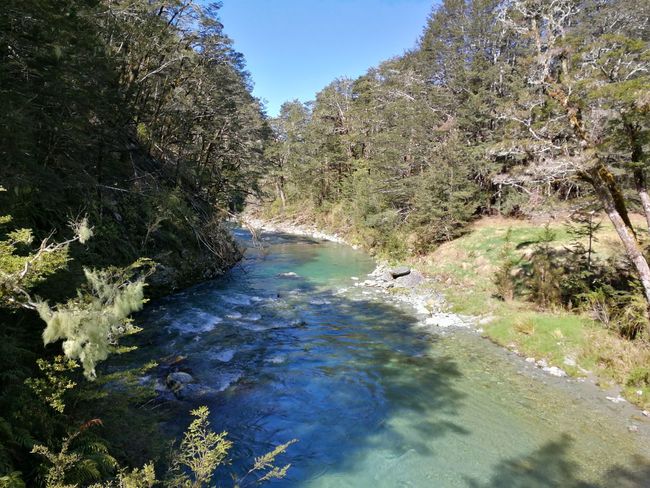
left=412, top=215, right=650, bottom=410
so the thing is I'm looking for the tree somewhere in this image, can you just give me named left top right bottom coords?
left=497, top=0, right=650, bottom=320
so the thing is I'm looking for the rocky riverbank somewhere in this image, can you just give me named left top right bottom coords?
left=240, top=215, right=354, bottom=246
left=240, top=216, right=587, bottom=381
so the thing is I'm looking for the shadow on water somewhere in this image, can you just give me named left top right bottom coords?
left=208, top=292, right=468, bottom=485
left=120, top=231, right=470, bottom=485
left=467, top=434, right=650, bottom=488
left=112, top=230, right=650, bottom=487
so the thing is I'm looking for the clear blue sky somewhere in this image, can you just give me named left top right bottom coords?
left=219, top=0, right=435, bottom=116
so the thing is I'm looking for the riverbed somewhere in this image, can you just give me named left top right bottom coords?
left=133, top=229, right=650, bottom=487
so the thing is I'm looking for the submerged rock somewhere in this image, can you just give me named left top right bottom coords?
left=166, top=371, right=194, bottom=393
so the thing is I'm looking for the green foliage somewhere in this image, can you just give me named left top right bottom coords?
left=25, top=356, right=79, bottom=413
left=239, top=439, right=297, bottom=486
left=493, top=229, right=518, bottom=301
left=36, top=260, right=153, bottom=380
left=31, top=422, right=117, bottom=488
left=0, top=471, right=26, bottom=488
left=167, top=406, right=296, bottom=488
left=166, top=406, right=232, bottom=488
left=581, top=285, right=649, bottom=341
left=91, top=463, right=157, bottom=488
left=627, top=366, right=650, bottom=389
left=0, top=224, right=70, bottom=309
left=527, top=225, right=562, bottom=309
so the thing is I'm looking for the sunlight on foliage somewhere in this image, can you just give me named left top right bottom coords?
left=25, top=356, right=79, bottom=413
left=166, top=405, right=232, bottom=488
left=37, top=260, right=154, bottom=380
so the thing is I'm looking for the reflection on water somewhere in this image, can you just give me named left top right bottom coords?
left=126, top=230, right=650, bottom=487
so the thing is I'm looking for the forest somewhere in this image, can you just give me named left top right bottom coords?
left=260, top=0, right=650, bottom=397
left=1, top=0, right=649, bottom=486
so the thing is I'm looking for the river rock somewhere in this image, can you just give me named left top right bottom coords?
left=424, top=313, right=468, bottom=328
left=390, top=266, right=411, bottom=278
left=605, top=395, right=627, bottom=404
left=543, top=366, right=567, bottom=377
left=166, top=371, right=194, bottom=390
left=394, top=270, right=425, bottom=288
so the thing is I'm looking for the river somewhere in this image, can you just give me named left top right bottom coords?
left=132, top=229, right=650, bottom=487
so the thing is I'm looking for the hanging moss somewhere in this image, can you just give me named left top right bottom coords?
left=37, top=266, right=148, bottom=380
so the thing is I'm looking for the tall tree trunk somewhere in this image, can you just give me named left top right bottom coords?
left=276, top=178, right=286, bottom=208
left=627, top=120, right=650, bottom=231
left=589, top=166, right=650, bottom=327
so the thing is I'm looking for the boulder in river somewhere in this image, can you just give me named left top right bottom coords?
left=166, top=371, right=194, bottom=393
left=389, top=266, right=411, bottom=278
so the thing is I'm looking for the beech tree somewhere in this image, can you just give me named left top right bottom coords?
left=497, top=0, right=650, bottom=315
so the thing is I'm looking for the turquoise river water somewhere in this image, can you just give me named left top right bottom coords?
left=130, top=229, right=650, bottom=487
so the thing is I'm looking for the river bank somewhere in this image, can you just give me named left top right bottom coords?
left=240, top=213, right=650, bottom=420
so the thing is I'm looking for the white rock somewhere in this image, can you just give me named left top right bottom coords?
left=606, top=395, right=627, bottom=404
left=563, top=356, right=577, bottom=367
left=543, top=366, right=567, bottom=377
left=636, top=390, right=643, bottom=396
left=536, top=359, right=549, bottom=369
left=642, top=410, right=650, bottom=417
left=525, top=357, right=536, bottom=363
left=424, top=314, right=468, bottom=328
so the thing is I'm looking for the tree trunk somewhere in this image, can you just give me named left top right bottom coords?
left=636, top=176, right=650, bottom=231
left=590, top=167, right=650, bottom=320
left=276, top=179, right=286, bottom=208
left=626, top=119, right=649, bottom=230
